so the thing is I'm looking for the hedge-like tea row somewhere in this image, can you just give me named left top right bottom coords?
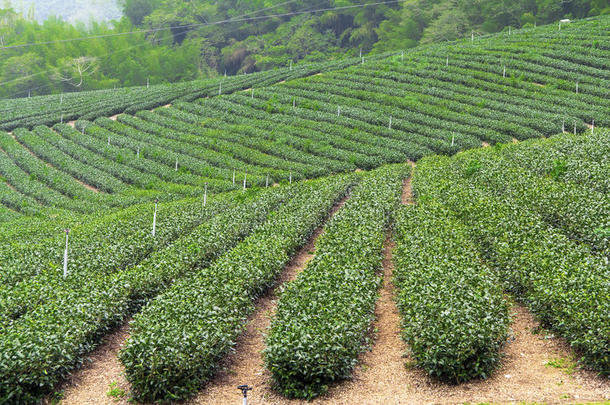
left=119, top=174, right=357, bottom=402
left=489, top=129, right=610, bottom=195
left=265, top=164, right=409, bottom=399
left=393, top=203, right=509, bottom=382
left=0, top=185, right=297, bottom=403
left=0, top=53, right=392, bottom=131
left=413, top=149, right=610, bottom=375
left=449, top=144, right=609, bottom=257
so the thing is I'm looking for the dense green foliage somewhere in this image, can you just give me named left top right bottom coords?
left=412, top=130, right=610, bottom=375
left=120, top=174, right=356, bottom=402
left=393, top=203, right=509, bottom=382
left=2, top=0, right=607, bottom=99
left=265, top=164, right=408, bottom=399
left=0, top=14, right=608, bottom=403
left=0, top=184, right=300, bottom=403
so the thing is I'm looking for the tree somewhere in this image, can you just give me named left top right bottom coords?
left=53, top=56, right=99, bottom=88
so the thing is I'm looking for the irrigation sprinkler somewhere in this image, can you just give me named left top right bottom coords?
left=175, top=159, right=178, bottom=172
left=592, top=120, right=595, bottom=134
left=251, top=88, right=254, bottom=99
left=203, top=183, right=208, bottom=208
left=233, top=169, right=236, bottom=185
left=152, top=198, right=158, bottom=237
left=574, top=121, right=577, bottom=135
left=389, top=116, right=392, bottom=129
left=359, top=47, right=362, bottom=58
left=293, top=98, right=296, bottom=109
left=137, top=147, right=140, bottom=158
left=562, top=119, right=565, bottom=133
left=266, top=174, right=269, bottom=188
left=237, top=385, right=252, bottom=405
left=243, top=170, right=247, bottom=190
left=147, top=77, right=149, bottom=88
left=471, top=31, right=474, bottom=42
left=60, top=114, right=63, bottom=124
left=290, top=60, right=293, bottom=71
left=289, top=171, right=292, bottom=184
left=362, top=56, right=365, bottom=65
left=451, top=133, right=455, bottom=147
left=63, top=229, right=70, bottom=278
left=503, top=66, right=506, bottom=78
left=446, top=56, right=449, bottom=67
left=107, top=136, right=110, bottom=146
left=337, top=106, right=341, bottom=117
left=576, top=82, right=579, bottom=94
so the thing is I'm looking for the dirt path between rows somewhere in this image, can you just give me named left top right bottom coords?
left=56, top=195, right=350, bottom=405
left=191, top=196, right=349, bottom=404
left=54, top=320, right=132, bottom=405
left=195, top=172, right=609, bottom=404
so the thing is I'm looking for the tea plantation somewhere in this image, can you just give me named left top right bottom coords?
left=0, top=15, right=608, bottom=404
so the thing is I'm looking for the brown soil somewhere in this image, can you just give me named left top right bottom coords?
left=77, top=179, right=100, bottom=193
left=67, top=121, right=76, bottom=128
left=512, top=137, right=519, bottom=143
left=191, top=197, right=349, bottom=405
left=53, top=320, right=132, bottom=405
left=109, top=114, right=119, bottom=121
left=162, top=104, right=172, bottom=108
left=482, top=141, right=491, bottom=147
left=533, top=82, right=546, bottom=87
left=586, top=123, right=594, bottom=129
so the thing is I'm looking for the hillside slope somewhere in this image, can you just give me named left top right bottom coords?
left=0, top=16, right=608, bottom=222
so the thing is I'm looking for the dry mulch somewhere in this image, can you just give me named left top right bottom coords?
left=56, top=320, right=132, bottom=405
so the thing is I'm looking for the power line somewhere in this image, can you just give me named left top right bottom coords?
left=0, top=0, right=305, bottom=97
left=0, top=0, right=407, bottom=51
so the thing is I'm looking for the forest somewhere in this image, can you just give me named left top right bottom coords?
left=1, top=0, right=609, bottom=98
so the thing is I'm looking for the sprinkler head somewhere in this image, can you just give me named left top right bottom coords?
left=237, top=385, right=253, bottom=397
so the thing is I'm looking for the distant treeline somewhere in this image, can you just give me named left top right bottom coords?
left=1, top=0, right=608, bottom=98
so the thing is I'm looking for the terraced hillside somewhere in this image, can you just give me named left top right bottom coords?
left=0, top=15, right=608, bottom=405
left=0, top=56, right=383, bottom=131
left=0, top=16, right=608, bottom=224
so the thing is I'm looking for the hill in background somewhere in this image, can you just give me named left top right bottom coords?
left=9, top=0, right=122, bottom=23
